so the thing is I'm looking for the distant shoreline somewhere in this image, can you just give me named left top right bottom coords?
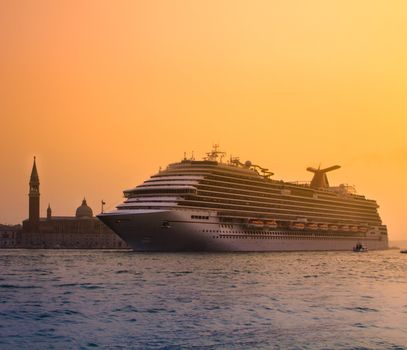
left=389, top=240, right=407, bottom=249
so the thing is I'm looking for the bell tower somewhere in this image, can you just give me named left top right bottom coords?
left=29, top=156, right=40, bottom=230
left=47, top=204, right=52, bottom=220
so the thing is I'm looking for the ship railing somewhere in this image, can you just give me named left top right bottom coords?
left=287, top=181, right=310, bottom=187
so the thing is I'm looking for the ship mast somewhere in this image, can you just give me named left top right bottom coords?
left=205, top=144, right=226, bottom=163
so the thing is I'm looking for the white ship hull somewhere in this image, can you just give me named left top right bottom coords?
left=98, top=209, right=388, bottom=252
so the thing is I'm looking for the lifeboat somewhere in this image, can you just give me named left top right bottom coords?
left=341, top=225, right=350, bottom=232
left=350, top=226, right=358, bottom=232
left=290, top=222, right=305, bottom=230
left=359, top=226, right=368, bottom=233
left=307, top=223, right=318, bottom=230
left=319, top=224, right=329, bottom=231
left=330, top=225, right=339, bottom=231
left=264, top=220, right=278, bottom=229
left=247, top=219, right=264, bottom=229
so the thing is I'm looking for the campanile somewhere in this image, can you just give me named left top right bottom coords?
left=29, top=156, right=40, bottom=230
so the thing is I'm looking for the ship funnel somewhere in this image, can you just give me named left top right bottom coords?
left=307, top=165, right=341, bottom=189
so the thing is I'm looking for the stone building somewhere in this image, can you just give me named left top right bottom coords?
left=21, top=158, right=128, bottom=249
left=0, top=224, right=22, bottom=248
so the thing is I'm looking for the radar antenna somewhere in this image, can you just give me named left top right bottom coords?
left=307, top=165, right=340, bottom=189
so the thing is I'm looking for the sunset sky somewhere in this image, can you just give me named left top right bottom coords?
left=1, top=1, right=406, bottom=240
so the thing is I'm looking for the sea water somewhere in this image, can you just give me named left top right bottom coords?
left=0, top=249, right=406, bottom=349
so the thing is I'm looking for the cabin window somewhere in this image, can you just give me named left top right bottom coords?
left=191, top=215, right=209, bottom=220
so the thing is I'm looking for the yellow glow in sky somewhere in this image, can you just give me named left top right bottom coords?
left=0, top=1, right=406, bottom=240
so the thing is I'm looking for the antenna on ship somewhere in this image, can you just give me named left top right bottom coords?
left=205, top=144, right=226, bottom=162
left=229, top=155, right=238, bottom=166
left=307, top=165, right=341, bottom=189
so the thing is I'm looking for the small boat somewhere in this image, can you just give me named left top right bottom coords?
left=307, top=223, right=318, bottom=230
left=290, top=222, right=305, bottom=230
left=400, top=250, right=407, bottom=254
left=330, top=225, right=339, bottom=231
left=264, top=220, right=278, bottom=229
left=353, top=243, right=368, bottom=252
left=353, top=247, right=368, bottom=252
left=247, top=219, right=264, bottom=229
left=319, top=223, right=329, bottom=231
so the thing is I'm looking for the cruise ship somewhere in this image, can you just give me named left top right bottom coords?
left=98, top=146, right=388, bottom=251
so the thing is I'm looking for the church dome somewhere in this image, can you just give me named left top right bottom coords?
left=76, top=198, right=93, bottom=218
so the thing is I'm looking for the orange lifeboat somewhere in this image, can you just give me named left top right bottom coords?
left=341, top=225, right=350, bottom=232
left=359, top=226, right=368, bottom=233
left=247, top=219, right=264, bottom=228
left=330, top=225, right=339, bottom=231
left=264, top=220, right=278, bottom=229
left=319, top=224, right=329, bottom=231
left=307, top=223, right=318, bottom=230
left=350, top=226, right=358, bottom=232
left=290, top=222, right=305, bottom=230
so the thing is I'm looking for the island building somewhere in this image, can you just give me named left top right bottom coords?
left=0, top=224, right=22, bottom=248
left=21, top=157, right=128, bottom=249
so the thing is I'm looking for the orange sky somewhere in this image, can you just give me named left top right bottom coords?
left=1, top=1, right=406, bottom=240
